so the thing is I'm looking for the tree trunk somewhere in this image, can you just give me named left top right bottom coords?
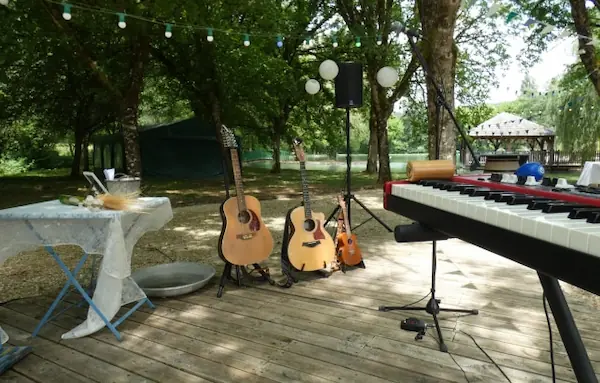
left=419, top=0, right=460, bottom=162
left=271, top=131, right=282, bottom=173
left=70, top=125, right=85, bottom=178
left=366, top=115, right=378, bottom=173
left=82, top=135, right=90, bottom=171
left=122, top=107, right=142, bottom=176
left=376, top=117, right=392, bottom=183
left=569, top=0, right=600, bottom=97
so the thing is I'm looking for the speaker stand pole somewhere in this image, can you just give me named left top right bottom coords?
left=325, top=107, right=392, bottom=233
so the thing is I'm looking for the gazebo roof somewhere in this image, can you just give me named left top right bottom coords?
left=468, top=112, right=555, bottom=139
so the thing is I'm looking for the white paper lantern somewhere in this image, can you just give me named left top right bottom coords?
left=0, top=0, right=9, bottom=6
left=377, top=66, right=399, bottom=88
left=305, top=79, right=320, bottom=95
left=319, top=60, right=339, bottom=80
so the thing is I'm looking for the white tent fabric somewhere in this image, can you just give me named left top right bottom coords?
left=469, top=112, right=554, bottom=138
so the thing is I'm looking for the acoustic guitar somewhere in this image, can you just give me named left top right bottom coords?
left=335, top=195, right=363, bottom=267
left=287, top=138, right=336, bottom=271
left=218, top=126, right=274, bottom=265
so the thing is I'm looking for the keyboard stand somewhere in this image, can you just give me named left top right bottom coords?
left=379, top=240, right=479, bottom=352
left=538, top=273, right=597, bottom=383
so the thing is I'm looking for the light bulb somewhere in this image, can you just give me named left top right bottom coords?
left=165, top=31, right=172, bottom=38
left=333, top=42, right=338, bottom=48
left=207, top=35, right=214, bottom=42
left=207, top=28, right=214, bottom=42
left=119, top=21, right=126, bottom=29
left=244, top=40, right=250, bottom=46
left=376, top=40, right=382, bottom=45
left=277, top=41, right=283, bottom=48
left=62, top=12, right=72, bottom=20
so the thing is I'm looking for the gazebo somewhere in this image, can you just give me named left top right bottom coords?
left=468, top=112, right=555, bottom=152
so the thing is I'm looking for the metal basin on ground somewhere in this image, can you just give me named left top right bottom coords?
left=132, top=262, right=216, bottom=297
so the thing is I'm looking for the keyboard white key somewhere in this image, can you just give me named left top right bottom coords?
left=391, top=183, right=600, bottom=257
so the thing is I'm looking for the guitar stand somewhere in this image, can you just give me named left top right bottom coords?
left=378, top=240, right=479, bottom=352
left=216, top=262, right=275, bottom=298
left=277, top=204, right=335, bottom=288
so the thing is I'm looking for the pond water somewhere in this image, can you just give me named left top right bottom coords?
left=246, top=155, right=428, bottom=173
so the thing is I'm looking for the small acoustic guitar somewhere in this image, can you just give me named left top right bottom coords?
left=335, top=195, right=363, bottom=267
left=287, top=138, right=336, bottom=271
left=218, top=126, right=274, bottom=265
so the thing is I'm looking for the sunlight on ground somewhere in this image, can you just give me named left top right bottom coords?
left=170, top=227, right=221, bottom=239
left=262, top=216, right=287, bottom=231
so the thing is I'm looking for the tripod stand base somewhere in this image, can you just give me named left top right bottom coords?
left=325, top=194, right=393, bottom=232
left=217, top=262, right=274, bottom=298
left=379, top=297, right=478, bottom=352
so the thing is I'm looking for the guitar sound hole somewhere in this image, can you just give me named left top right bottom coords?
left=303, top=219, right=316, bottom=231
left=238, top=210, right=251, bottom=224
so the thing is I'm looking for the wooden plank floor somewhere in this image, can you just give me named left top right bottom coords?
left=2, top=238, right=600, bottom=383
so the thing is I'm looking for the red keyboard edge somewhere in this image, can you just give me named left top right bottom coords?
left=384, top=175, right=600, bottom=208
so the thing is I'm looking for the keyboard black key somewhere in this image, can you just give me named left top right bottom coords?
left=586, top=212, right=600, bottom=223
left=468, top=188, right=492, bottom=197
left=459, top=187, right=477, bottom=195
left=542, top=202, right=590, bottom=214
left=569, top=208, right=600, bottom=219
left=495, top=193, right=521, bottom=203
left=528, top=199, right=553, bottom=210
left=446, top=184, right=470, bottom=192
left=508, top=195, right=536, bottom=205
left=484, top=191, right=506, bottom=200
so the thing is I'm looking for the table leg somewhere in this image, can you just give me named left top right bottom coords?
left=538, top=272, right=598, bottom=383
left=35, top=247, right=123, bottom=341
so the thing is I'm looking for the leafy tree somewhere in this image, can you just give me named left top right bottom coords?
left=335, top=0, right=419, bottom=183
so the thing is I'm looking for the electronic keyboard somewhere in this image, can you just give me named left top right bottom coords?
left=384, top=173, right=600, bottom=296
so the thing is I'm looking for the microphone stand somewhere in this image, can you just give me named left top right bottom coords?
left=378, top=27, right=479, bottom=353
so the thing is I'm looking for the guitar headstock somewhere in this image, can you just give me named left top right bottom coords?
left=220, top=125, right=238, bottom=148
left=292, top=137, right=305, bottom=162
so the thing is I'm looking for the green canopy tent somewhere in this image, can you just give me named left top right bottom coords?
left=91, top=117, right=240, bottom=179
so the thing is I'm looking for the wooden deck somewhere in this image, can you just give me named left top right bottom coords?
left=2, top=238, right=600, bottom=383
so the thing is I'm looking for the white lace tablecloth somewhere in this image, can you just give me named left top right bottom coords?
left=0, top=325, right=7, bottom=346
left=0, top=197, right=173, bottom=339
left=578, top=161, right=600, bottom=186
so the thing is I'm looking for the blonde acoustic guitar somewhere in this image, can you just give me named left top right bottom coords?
left=287, top=138, right=336, bottom=271
left=335, top=195, right=364, bottom=267
left=218, top=126, right=274, bottom=266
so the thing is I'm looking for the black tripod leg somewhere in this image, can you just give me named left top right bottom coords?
left=351, top=196, right=393, bottom=232
left=538, top=273, right=597, bottom=383
left=252, top=263, right=275, bottom=285
left=431, top=310, right=448, bottom=353
left=325, top=205, right=341, bottom=227
left=217, top=263, right=232, bottom=298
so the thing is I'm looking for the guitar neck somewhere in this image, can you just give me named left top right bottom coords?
left=341, top=201, right=351, bottom=236
left=299, top=161, right=312, bottom=218
left=230, top=149, right=247, bottom=211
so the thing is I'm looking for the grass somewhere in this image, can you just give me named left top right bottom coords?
left=0, top=165, right=584, bottom=210
left=0, top=167, right=405, bottom=210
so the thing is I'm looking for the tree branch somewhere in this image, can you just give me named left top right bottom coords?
left=388, top=54, right=419, bottom=108
left=569, top=0, right=600, bottom=97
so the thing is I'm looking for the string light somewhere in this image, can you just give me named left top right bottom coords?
left=206, top=28, right=214, bottom=42
left=304, top=36, right=310, bottom=46
left=376, top=35, right=382, bottom=45
left=243, top=34, right=250, bottom=47
left=276, top=34, right=283, bottom=48
left=332, top=36, right=338, bottom=48
left=117, top=12, right=126, bottom=29
left=355, top=36, right=361, bottom=47
left=164, top=23, right=172, bottom=38
left=62, top=3, right=72, bottom=20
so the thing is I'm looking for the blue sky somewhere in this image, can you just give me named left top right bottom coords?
left=487, top=35, right=578, bottom=104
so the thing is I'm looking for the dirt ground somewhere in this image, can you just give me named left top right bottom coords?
left=1, top=189, right=598, bottom=310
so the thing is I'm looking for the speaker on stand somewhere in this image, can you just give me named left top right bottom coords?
left=325, top=62, right=392, bottom=235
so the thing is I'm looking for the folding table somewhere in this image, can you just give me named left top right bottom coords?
left=0, top=197, right=173, bottom=340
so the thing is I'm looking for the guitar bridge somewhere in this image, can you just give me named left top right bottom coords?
left=236, top=233, right=256, bottom=240
left=302, top=240, right=321, bottom=248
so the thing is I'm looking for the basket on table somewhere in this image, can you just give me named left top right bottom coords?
left=105, top=173, right=141, bottom=195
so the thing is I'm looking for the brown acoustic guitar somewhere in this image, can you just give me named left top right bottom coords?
left=335, top=195, right=363, bottom=267
left=218, top=126, right=274, bottom=265
left=287, top=138, right=336, bottom=271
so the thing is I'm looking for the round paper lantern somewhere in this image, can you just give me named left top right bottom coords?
left=377, top=66, right=399, bottom=88
left=305, top=79, right=320, bottom=95
left=319, top=60, right=339, bottom=80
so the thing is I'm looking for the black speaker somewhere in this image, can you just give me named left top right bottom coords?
left=335, top=62, right=363, bottom=108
